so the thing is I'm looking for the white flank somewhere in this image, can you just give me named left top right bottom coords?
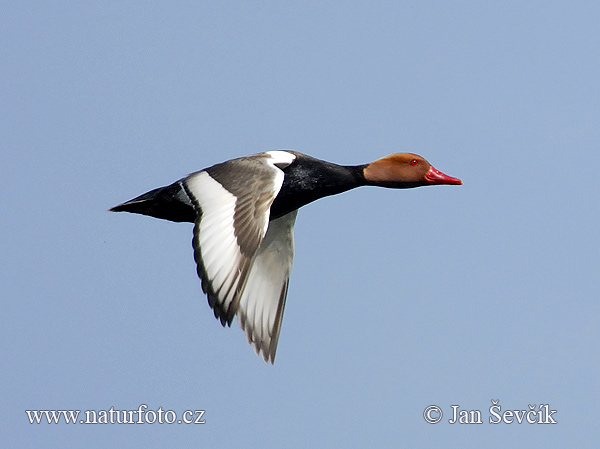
left=265, top=150, right=296, bottom=169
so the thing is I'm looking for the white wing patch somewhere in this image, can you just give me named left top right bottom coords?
left=238, top=210, right=297, bottom=363
left=185, top=171, right=250, bottom=320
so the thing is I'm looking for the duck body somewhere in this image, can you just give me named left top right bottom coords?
left=111, top=150, right=461, bottom=362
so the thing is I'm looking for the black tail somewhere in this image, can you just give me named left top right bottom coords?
left=110, top=180, right=196, bottom=223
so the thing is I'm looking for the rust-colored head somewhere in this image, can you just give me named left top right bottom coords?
left=363, top=153, right=462, bottom=188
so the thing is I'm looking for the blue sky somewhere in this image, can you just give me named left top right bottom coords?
left=2, top=1, right=598, bottom=447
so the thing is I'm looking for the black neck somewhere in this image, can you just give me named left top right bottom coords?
left=270, top=157, right=367, bottom=219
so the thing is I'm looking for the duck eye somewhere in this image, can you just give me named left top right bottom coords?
left=410, top=159, right=418, bottom=166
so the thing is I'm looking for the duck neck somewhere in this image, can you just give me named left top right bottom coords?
left=270, top=161, right=367, bottom=219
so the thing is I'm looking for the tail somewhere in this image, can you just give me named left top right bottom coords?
left=110, top=180, right=196, bottom=223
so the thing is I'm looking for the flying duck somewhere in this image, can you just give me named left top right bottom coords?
left=110, top=150, right=462, bottom=363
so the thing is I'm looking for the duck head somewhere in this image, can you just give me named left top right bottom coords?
left=363, top=153, right=462, bottom=188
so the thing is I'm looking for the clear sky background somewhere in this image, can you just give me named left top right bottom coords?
left=2, top=1, right=599, bottom=447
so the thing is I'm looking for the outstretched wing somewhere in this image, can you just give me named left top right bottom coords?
left=182, top=152, right=297, bottom=361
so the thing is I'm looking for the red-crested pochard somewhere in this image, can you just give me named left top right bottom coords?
left=111, top=150, right=462, bottom=362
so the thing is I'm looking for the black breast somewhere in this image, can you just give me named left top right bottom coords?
left=269, top=154, right=366, bottom=220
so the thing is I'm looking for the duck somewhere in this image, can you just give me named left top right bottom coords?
left=110, top=150, right=462, bottom=363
